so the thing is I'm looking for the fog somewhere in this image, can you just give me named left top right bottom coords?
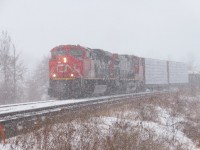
left=1, top=0, right=200, bottom=70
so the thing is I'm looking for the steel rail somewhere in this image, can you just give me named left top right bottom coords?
left=0, top=91, right=163, bottom=120
left=0, top=100, right=56, bottom=109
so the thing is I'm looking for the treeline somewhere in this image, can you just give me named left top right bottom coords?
left=0, top=31, right=49, bottom=105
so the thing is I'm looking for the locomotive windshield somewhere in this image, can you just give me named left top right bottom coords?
left=52, top=49, right=66, bottom=57
left=69, top=49, right=83, bottom=58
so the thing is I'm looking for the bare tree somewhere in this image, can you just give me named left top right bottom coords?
left=0, top=31, right=26, bottom=104
left=26, top=56, right=49, bottom=101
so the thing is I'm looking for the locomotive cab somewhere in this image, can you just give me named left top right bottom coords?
left=48, top=45, right=88, bottom=98
left=49, top=45, right=87, bottom=79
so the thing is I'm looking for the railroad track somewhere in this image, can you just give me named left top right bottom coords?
left=0, top=91, right=170, bottom=140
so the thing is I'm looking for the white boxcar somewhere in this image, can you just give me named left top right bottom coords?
left=168, top=61, right=188, bottom=84
left=144, top=58, right=168, bottom=85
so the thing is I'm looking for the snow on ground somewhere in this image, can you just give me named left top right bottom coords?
left=98, top=115, right=197, bottom=149
left=1, top=94, right=200, bottom=149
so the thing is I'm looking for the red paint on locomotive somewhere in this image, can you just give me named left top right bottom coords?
left=49, top=45, right=88, bottom=80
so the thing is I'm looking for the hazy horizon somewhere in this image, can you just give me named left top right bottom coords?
left=1, top=0, right=200, bottom=71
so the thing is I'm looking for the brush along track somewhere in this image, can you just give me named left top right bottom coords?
left=0, top=91, right=170, bottom=140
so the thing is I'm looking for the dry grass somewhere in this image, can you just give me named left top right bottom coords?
left=2, top=91, right=200, bottom=150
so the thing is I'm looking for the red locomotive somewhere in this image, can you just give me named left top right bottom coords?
left=48, top=45, right=188, bottom=99
left=48, top=45, right=144, bottom=98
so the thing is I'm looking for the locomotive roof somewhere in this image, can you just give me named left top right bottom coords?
left=51, top=45, right=86, bottom=51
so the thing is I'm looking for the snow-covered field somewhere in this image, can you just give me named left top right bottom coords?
left=1, top=92, right=200, bottom=150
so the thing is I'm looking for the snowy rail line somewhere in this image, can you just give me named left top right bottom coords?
left=0, top=91, right=170, bottom=140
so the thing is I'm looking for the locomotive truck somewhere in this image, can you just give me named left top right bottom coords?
left=48, top=45, right=188, bottom=99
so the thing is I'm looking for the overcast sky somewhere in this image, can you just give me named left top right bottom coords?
left=1, top=0, right=200, bottom=70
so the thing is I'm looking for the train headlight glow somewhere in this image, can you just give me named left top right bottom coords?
left=52, top=74, right=56, bottom=78
left=70, top=73, right=74, bottom=77
left=63, top=57, right=67, bottom=63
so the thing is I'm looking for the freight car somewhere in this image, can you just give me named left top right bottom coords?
left=48, top=45, right=188, bottom=99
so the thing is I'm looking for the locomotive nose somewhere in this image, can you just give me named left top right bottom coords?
left=56, top=55, right=82, bottom=79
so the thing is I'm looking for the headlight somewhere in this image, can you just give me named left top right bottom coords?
left=63, top=57, right=67, bottom=63
left=52, top=74, right=56, bottom=77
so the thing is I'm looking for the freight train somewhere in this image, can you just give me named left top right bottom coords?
left=48, top=45, right=188, bottom=99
